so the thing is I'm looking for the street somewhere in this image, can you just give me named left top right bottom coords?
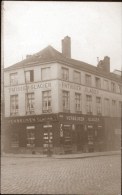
left=1, top=155, right=121, bottom=195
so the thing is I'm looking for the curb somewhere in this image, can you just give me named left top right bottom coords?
left=1, top=151, right=121, bottom=159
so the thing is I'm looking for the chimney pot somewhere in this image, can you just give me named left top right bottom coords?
left=62, top=36, right=71, bottom=58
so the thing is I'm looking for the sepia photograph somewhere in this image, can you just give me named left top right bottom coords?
left=1, top=1, right=122, bottom=195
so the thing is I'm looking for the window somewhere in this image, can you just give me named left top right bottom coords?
left=10, top=73, right=18, bottom=85
left=86, top=95, right=92, bottom=114
left=118, top=85, right=122, bottom=94
left=96, top=97, right=102, bottom=115
left=104, top=80, right=109, bottom=90
left=95, top=77, right=101, bottom=88
left=104, top=98, right=110, bottom=116
left=74, top=71, right=81, bottom=84
left=25, top=70, right=34, bottom=83
left=42, top=90, right=52, bottom=113
left=26, top=93, right=34, bottom=115
left=75, top=93, right=82, bottom=112
left=111, top=82, right=116, bottom=92
left=26, top=129, right=35, bottom=147
left=112, top=100, right=117, bottom=116
left=62, top=67, right=69, bottom=81
left=85, top=74, right=91, bottom=86
left=10, top=95, right=19, bottom=116
left=41, top=67, right=50, bottom=81
left=119, top=101, right=122, bottom=117
left=63, top=91, right=70, bottom=112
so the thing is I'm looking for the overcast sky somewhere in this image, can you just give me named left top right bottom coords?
left=2, top=1, right=122, bottom=71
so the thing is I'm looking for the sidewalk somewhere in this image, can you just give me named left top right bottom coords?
left=1, top=150, right=121, bottom=159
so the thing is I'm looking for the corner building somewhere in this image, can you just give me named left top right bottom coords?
left=4, top=36, right=122, bottom=154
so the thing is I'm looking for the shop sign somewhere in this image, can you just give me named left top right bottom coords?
left=88, top=117, right=100, bottom=122
left=8, top=82, right=51, bottom=93
left=66, top=115, right=84, bottom=121
left=84, top=87, right=99, bottom=95
left=7, top=114, right=58, bottom=124
left=61, top=81, right=81, bottom=91
left=88, top=125, right=93, bottom=128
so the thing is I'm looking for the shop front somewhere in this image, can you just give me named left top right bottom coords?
left=4, top=113, right=105, bottom=154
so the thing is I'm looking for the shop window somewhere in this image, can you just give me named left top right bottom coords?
left=10, top=72, right=18, bottom=85
left=25, top=70, right=34, bottom=83
left=75, top=93, right=82, bottom=112
left=26, top=93, right=34, bottom=115
left=95, top=77, right=101, bottom=88
left=74, top=71, right=81, bottom=84
left=96, top=97, right=102, bottom=115
left=42, top=90, right=52, bottom=113
left=86, top=95, right=92, bottom=114
left=26, top=129, right=35, bottom=147
left=104, top=98, right=110, bottom=116
left=62, top=67, right=69, bottom=81
left=10, top=95, right=19, bottom=116
left=11, top=133, right=19, bottom=147
left=85, top=74, right=92, bottom=86
left=62, top=91, right=70, bottom=112
left=41, top=67, right=50, bottom=81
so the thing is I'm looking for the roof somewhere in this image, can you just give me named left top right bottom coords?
left=4, top=45, right=121, bottom=82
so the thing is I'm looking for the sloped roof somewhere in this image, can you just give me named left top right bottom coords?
left=5, top=45, right=121, bottom=82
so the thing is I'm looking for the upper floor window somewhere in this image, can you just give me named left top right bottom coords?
left=42, top=90, right=52, bottom=113
left=104, top=98, right=110, bottom=116
left=95, top=77, right=101, bottom=88
left=75, top=93, right=82, bottom=112
left=10, top=72, right=18, bottom=85
left=119, top=101, right=122, bottom=117
left=111, top=82, right=116, bottom=93
left=74, top=71, right=81, bottom=84
left=25, top=70, right=34, bottom=83
left=62, top=67, right=69, bottom=81
left=104, top=80, right=109, bottom=91
left=62, top=91, right=70, bottom=112
left=112, top=100, right=117, bottom=116
left=86, top=95, right=92, bottom=114
left=10, top=95, right=19, bottom=116
left=96, top=97, right=102, bottom=115
left=26, top=93, right=34, bottom=115
left=41, top=67, right=50, bottom=81
left=118, top=85, right=122, bottom=94
left=85, top=74, right=91, bottom=86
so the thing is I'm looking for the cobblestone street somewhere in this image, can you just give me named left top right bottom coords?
left=1, top=155, right=121, bottom=195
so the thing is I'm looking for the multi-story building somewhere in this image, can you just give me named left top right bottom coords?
left=3, top=36, right=122, bottom=154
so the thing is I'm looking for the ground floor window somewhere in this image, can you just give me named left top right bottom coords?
left=26, top=129, right=35, bottom=147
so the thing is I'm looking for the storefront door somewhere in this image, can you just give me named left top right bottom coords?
left=43, top=124, right=53, bottom=154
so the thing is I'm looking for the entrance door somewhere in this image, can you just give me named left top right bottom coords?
left=43, top=124, right=53, bottom=154
left=26, top=129, right=35, bottom=148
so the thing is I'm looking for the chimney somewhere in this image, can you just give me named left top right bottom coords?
left=62, top=36, right=71, bottom=58
left=103, top=56, right=110, bottom=72
left=97, top=56, right=110, bottom=72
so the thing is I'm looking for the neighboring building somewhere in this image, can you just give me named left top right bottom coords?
left=4, top=36, right=122, bottom=154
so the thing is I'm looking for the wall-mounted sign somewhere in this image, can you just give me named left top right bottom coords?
left=26, top=126, right=35, bottom=129
left=84, top=87, right=99, bottom=95
left=8, top=82, right=51, bottom=93
left=43, top=125, right=52, bottom=128
left=88, top=117, right=100, bottom=122
left=61, top=81, right=81, bottom=91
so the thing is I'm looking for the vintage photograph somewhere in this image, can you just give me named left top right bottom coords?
left=1, top=1, right=121, bottom=195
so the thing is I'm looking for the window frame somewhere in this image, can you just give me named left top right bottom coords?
left=42, top=90, right=52, bottom=113
left=62, top=90, right=70, bottom=112
left=10, top=72, right=18, bottom=86
left=62, top=67, right=69, bottom=81
left=25, top=92, right=35, bottom=115
left=73, top=70, right=81, bottom=84
left=85, top=74, right=92, bottom=86
left=41, top=67, right=51, bottom=81
left=25, top=70, right=34, bottom=83
left=10, top=94, right=19, bottom=116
